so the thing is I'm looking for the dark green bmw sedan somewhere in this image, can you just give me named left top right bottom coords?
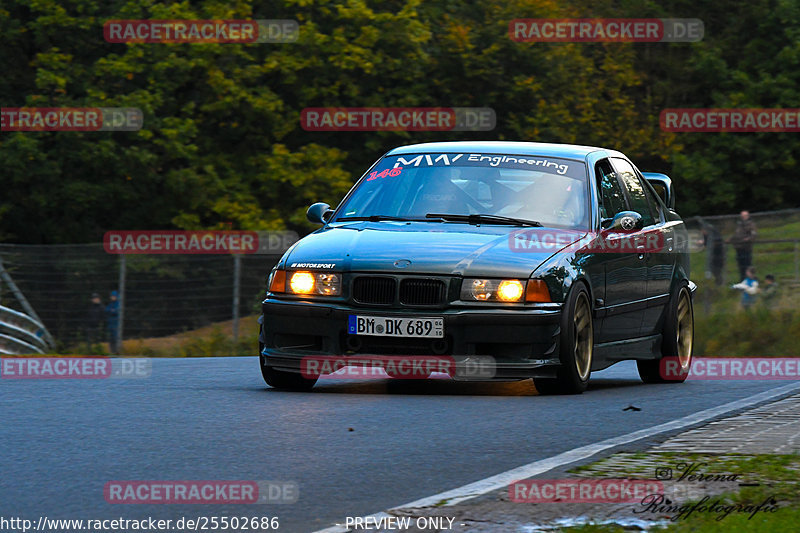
left=259, top=141, right=695, bottom=394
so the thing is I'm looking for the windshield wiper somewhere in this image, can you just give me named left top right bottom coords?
left=336, top=215, right=439, bottom=222
left=425, top=213, right=542, bottom=227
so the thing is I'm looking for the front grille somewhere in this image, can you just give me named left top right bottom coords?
left=352, top=277, right=396, bottom=305
left=399, top=279, right=445, bottom=306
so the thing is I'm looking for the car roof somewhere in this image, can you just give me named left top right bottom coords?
left=385, top=141, right=625, bottom=161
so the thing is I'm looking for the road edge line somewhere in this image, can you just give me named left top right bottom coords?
left=311, top=381, right=800, bottom=532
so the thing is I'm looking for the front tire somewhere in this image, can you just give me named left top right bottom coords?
left=637, top=283, right=693, bottom=383
left=259, top=328, right=317, bottom=391
left=260, top=356, right=317, bottom=391
left=534, top=283, right=593, bottom=395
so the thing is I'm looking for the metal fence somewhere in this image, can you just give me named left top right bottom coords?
left=0, top=244, right=281, bottom=351
left=686, top=209, right=800, bottom=281
left=684, top=208, right=800, bottom=313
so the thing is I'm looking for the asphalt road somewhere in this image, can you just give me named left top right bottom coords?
left=3, top=357, right=799, bottom=532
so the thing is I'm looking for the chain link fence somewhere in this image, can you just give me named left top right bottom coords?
left=0, top=243, right=281, bottom=352
left=685, top=208, right=800, bottom=314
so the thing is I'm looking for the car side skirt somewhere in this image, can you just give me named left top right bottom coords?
left=592, top=334, right=662, bottom=371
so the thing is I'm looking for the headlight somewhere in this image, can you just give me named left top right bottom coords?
left=314, top=273, right=341, bottom=295
left=269, top=269, right=341, bottom=296
left=290, top=272, right=316, bottom=294
left=461, top=278, right=551, bottom=303
left=497, top=280, right=524, bottom=301
left=468, top=279, right=493, bottom=301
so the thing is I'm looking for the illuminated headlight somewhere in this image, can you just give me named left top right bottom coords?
left=461, top=278, right=551, bottom=303
left=290, top=272, right=316, bottom=294
left=497, top=280, right=525, bottom=301
left=461, top=279, right=525, bottom=302
left=269, top=270, right=341, bottom=296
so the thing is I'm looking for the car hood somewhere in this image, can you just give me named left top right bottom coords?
left=283, top=221, right=585, bottom=278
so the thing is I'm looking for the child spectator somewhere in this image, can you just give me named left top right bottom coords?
left=731, top=266, right=759, bottom=310
left=761, top=274, right=779, bottom=309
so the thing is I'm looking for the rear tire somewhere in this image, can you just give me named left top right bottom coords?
left=534, top=283, right=593, bottom=395
left=637, top=283, right=693, bottom=383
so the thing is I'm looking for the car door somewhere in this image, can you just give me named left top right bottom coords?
left=610, top=157, right=660, bottom=337
left=594, top=159, right=646, bottom=342
left=634, top=169, right=675, bottom=335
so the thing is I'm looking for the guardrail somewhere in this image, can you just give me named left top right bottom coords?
left=0, top=333, right=44, bottom=355
left=0, top=305, right=52, bottom=354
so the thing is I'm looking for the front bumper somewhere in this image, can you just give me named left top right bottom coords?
left=260, top=298, right=563, bottom=379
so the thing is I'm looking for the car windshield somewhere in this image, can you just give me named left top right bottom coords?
left=334, top=153, right=589, bottom=229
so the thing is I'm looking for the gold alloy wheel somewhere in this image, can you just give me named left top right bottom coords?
left=676, top=287, right=693, bottom=370
left=573, top=291, right=593, bottom=381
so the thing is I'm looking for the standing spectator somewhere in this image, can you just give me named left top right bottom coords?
left=761, top=274, right=779, bottom=309
left=86, top=292, right=104, bottom=348
left=731, top=266, right=759, bottom=310
left=106, top=290, right=120, bottom=354
left=730, top=210, right=757, bottom=280
left=699, top=217, right=726, bottom=285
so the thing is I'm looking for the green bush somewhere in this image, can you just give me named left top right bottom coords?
left=695, top=308, right=800, bottom=357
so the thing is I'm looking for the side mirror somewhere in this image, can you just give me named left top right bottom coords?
left=602, top=211, right=643, bottom=232
left=306, top=202, right=333, bottom=224
left=642, top=172, right=675, bottom=210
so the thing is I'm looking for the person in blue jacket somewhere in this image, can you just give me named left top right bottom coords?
left=731, top=267, right=759, bottom=310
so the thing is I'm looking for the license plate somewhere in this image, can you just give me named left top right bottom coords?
left=348, top=315, right=444, bottom=338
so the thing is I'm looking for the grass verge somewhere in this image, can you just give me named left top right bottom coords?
left=560, top=452, right=800, bottom=532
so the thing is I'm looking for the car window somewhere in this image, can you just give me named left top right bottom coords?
left=596, top=159, right=627, bottom=219
left=611, top=158, right=654, bottom=226
left=638, top=173, right=664, bottom=223
left=336, top=153, right=590, bottom=229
